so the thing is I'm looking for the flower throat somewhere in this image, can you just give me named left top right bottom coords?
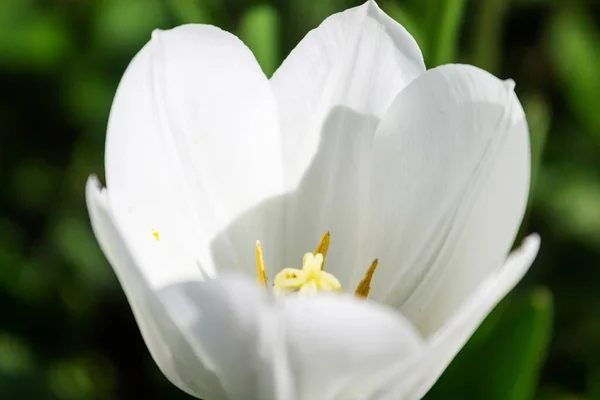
left=255, top=232, right=378, bottom=299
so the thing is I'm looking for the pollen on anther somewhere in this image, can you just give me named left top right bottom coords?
left=314, top=232, right=330, bottom=269
left=151, top=229, right=160, bottom=241
left=355, top=259, right=379, bottom=299
left=255, top=241, right=268, bottom=287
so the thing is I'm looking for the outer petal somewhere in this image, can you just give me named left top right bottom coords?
left=149, top=274, right=426, bottom=400
left=105, top=25, right=284, bottom=288
left=368, top=64, right=531, bottom=336
left=271, top=0, right=425, bottom=191
left=156, top=274, right=286, bottom=400
left=86, top=177, right=227, bottom=399
left=282, top=295, right=424, bottom=400
left=373, top=235, right=540, bottom=400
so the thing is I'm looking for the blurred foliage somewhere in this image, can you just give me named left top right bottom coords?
left=426, top=287, right=553, bottom=400
left=0, top=0, right=599, bottom=399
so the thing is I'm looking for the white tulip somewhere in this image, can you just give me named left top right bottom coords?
left=86, top=1, right=540, bottom=399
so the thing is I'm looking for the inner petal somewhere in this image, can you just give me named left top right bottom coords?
left=282, top=107, right=380, bottom=289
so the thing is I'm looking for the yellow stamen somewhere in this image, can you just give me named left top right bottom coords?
left=256, top=232, right=379, bottom=298
left=255, top=241, right=268, bottom=287
left=354, top=259, right=378, bottom=299
left=151, top=229, right=160, bottom=241
left=314, top=231, right=330, bottom=269
left=273, top=252, right=342, bottom=296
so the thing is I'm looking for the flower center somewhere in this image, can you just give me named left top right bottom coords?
left=255, top=232, right=378, bottom=299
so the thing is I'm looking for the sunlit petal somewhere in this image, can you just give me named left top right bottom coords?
left=374, top=235, right=540, bottom=399
left=105, top=25, right=284, bottom=287
left=86, top=176, right=227, bottom=399
left=367, top=65, right=530, bottom=337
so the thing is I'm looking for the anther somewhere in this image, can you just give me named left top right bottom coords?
left=354, top=259, right=379, bottom=299
left=314, top=231, right=330, bottom=270
left=255, top=241, right=268, bottom=287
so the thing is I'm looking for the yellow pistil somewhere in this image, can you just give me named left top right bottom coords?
left=272, top=252, right=342, bottom=296
left=354, top=259, right=378, bottom=298
left=256, top=232, right=379, bottom=299
left=255, top=241, right=268, bottom=287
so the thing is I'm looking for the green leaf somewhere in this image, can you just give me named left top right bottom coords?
left=425, top=287, right=553, bottom=400
left=0, top=0, right=71, bottom=71
left=93, top=0, right=169, bottom=55
left=588, top=368, right=600, bottom=400
left=523, top=94, right=550, bottom=205
left=164, top=0, right=209, bottom=24
left=470, top=0, right=509, bottom=73
left=380, top=1, right=425, bottom=52
left=0, top=333, right=34, bottom=375
left=517, top=93, right=550, bottom=242
left=421, top=0, right=467, bottom=67
left=537, top=165, right=600, bottom=247
left=548, top=9, right=600, bottom=139
left=237, top=4, right=279, bottom=77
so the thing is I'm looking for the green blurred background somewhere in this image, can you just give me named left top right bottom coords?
left=0, top=0, right=598, bottom=399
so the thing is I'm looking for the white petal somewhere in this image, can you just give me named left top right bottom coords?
left=123, top=265, right=425, bottom=400
left=282, top=295, right=424, bottom=400
left=162, top=275, right=426, bottom=400
left=272, top=1, right=425, bottom=283
left=279, top=63, right=530, bottom=321
left=278, top=107, right=381, bottom=288
left=373, top=235, right=540, bottom=400
left=367, top=64, right=530, bottom=337
left=86, top=176, right=227, bottom=399
left=155, top=274, right=289, bottom=400
left=90, top=173, right=425, bottom=399
left=105, top=25, right=284, bottom=288
left=271, top=0, right=425, bottom=192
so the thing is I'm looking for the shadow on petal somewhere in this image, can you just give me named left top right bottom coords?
left=157, top=275, right=291, bottom=400
left=210, top=105, right=380, bottom=287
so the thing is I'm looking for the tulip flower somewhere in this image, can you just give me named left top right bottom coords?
left=86, top=1, right=540, bottom=398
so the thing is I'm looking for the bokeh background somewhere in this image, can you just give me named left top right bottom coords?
left=0, top=0, right=599, bottom=398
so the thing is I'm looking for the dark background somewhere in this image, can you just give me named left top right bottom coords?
left=0, top=0, right=599, bottom=399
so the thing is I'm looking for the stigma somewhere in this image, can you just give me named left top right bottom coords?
left=255, top=232, right=378, bottom=299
